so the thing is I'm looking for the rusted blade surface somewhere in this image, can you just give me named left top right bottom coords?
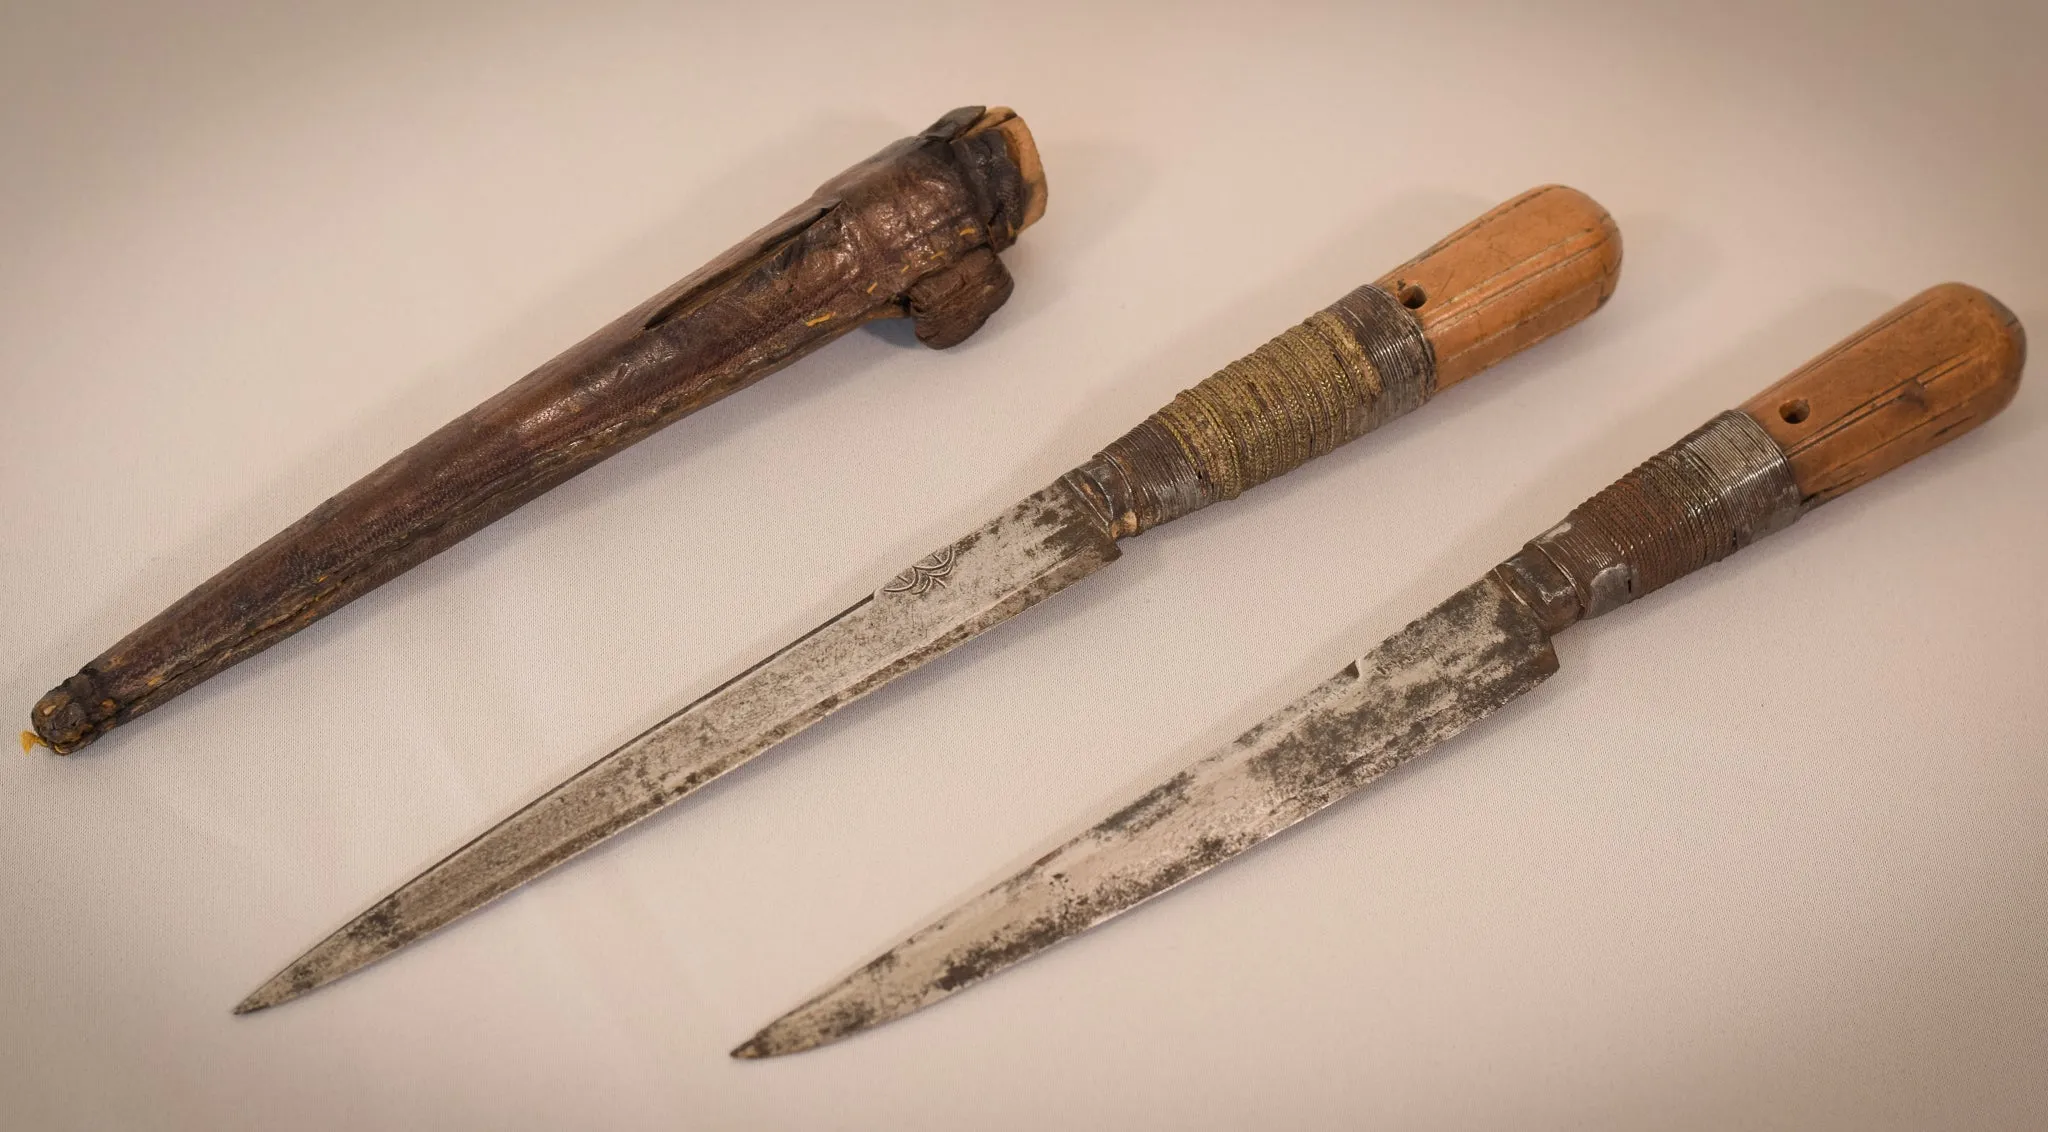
left=735, top=575, right=1557, bottom=1058
left=237, top=480, right=1119, bottom=1014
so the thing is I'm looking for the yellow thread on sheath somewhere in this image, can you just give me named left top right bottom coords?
left=21, top=730, right=46, bottom=755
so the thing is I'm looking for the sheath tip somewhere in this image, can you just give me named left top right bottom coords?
left=31, top=674, right=112, bottom=754
left=729, top=1036, right=770, bottom=1060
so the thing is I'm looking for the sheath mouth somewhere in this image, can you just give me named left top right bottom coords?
left=963, top=107, right=1047, bottom=233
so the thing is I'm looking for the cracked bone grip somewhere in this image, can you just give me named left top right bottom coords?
left=1494, top=284, right=2025, bottom=632
left=1087, top=185, right=1622, bottom=535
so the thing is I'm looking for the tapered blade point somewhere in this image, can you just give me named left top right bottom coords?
left=732, top=983, right=877, bottom=1059
left=235, top=957, right=338, bottom=1014
left=743, top=576, right=1559, bottom=1053
left=235, top=481, right=1119, bottom=1012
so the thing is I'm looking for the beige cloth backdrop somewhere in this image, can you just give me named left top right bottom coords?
left=3, top=1, right=2044, bottom=1128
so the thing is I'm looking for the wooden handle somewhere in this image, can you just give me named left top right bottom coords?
left=1493, top=284, right=2026, bottom=632
left=1738, top=283, right=2025, bottom=504
left=1073, top=186, right=1621, bottom=537
left=1379, top=184, right=1623, bottom=391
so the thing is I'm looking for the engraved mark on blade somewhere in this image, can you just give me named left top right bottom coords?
left=881, top=547, right=958, bottom=596
left=737, top=577, right=1559, bottom=1057
left=238, top=481, right=1121, bottom=1013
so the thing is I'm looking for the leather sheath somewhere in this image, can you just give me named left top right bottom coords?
left=32, top=105, right=1046, bottom=754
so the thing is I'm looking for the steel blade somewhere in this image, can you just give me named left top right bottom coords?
left=734, top=575, right=1557, bottom=1057
left=237, top=480, right=1119, bottom=1014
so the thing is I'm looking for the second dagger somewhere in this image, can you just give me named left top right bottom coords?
left=237, top=185, right=1625, bottom=1013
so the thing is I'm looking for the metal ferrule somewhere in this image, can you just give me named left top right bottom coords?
left=1493, top=410, right=1805, bottom=632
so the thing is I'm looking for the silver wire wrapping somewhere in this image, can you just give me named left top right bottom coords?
left=1070, top=283, right=1436, bottom=537
left=1492, top=410, right=1806, bottom=632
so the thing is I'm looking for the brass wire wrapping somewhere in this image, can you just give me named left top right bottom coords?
left=1077, top=284, right=1435, bottom=535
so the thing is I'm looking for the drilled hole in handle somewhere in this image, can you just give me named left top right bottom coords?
left=1397, top=283, right=1427, bottom=309
left=1779, top=398, right=1811, bottom=425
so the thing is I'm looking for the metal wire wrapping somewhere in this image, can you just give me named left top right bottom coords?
left=1495, top=410, right=1806, bottom=629
left=1076, top=284, right=1435, bottom=536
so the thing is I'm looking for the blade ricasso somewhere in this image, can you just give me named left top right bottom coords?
left=1491, top=545, right=1584, bottom=634
left=1062, top=460, right=1134, bottom=539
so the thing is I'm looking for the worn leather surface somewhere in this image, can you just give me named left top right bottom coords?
left=31, top=105, right=1043, bottom=753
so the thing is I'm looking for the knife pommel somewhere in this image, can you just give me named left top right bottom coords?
left=1738, top=283, right=2025, bottom=505
left=1381, top=184, right=1623, bottom=390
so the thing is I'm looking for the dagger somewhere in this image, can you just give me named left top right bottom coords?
left=235, top=185, right=1624, bottom=1013
left=736, top=282, right=2025, bottom=1058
